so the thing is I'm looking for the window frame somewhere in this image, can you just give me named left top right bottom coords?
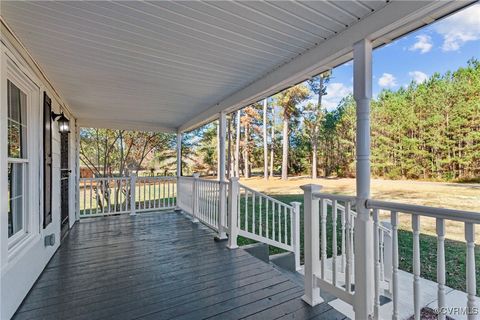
left=4, top=55, right=41, bottom=253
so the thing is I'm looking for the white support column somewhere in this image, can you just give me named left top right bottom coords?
left=217, top=112, right=227, bottom=240
left=192, top=173, right=200, bottom=223
left=353, top=38, right=374, bottom=319
left=130, top=173, right=137, bottom=216
left=227, top=177, right=239, bottom=249
left=291, top=201, right=302, bottom=271
left=176, top=132, right=182, bottom=178
left=75, top=125, right=81, bottom=221
left=300, top=184, right=323, bottom=306
left=263, top=98, right=268, bottom=180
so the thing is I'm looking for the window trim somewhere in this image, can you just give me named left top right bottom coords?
left=4, top=56, right=41, bottom=254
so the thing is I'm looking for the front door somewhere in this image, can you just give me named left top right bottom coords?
left=60, top=132, right=70, bottom=239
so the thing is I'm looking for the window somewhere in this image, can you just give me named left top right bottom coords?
left=7, top=80, right=28, bottom=243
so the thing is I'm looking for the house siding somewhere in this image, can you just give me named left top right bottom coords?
left=0, top=22, right=78, bottom=319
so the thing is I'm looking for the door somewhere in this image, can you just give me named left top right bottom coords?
left=60, top=131, right=70, bottom=238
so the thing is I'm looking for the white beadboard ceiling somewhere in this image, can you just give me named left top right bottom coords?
left=0, top=1, right=472, bottom=132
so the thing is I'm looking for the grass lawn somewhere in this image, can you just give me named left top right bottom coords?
left=238, top=193, right=479, bottom=295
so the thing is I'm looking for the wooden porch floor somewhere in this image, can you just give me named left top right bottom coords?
left=13, top=211, right=347, bottom=320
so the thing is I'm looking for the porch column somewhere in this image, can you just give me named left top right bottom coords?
left=216, top=111, right=227, bottom=240
left=176, top=132, right=182, bottom=177
left=353, top=38, right=374, bottom=318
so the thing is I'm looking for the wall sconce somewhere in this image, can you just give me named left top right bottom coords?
left=51, top=111, right=70, bottom=133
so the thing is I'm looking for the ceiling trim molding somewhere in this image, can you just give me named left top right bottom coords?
left=78, top=118, right=176, bottom=133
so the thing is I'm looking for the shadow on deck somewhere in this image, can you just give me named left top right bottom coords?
left=13, top=211, right=347, bottom=320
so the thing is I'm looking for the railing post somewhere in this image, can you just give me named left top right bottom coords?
left=192, top=173, right=200, bottom=223
left=291, top=201, right=302, bottom=271
left=300, top=184, right=323, bottom=306
left=130, top=173, right=137, bottom=216
left=227, top=177, right=239, bottom=249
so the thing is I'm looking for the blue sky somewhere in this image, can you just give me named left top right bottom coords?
left=317, top=3, right=480, bottom=110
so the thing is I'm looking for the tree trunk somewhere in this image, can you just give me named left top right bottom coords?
left=263, top=99, right=268, bottom=180
left=312, top=141, right=318, bottom=179
left=243, top=125, right=250, bottom=178
left=235, top=110, right=240, bottom=177
left=281, top=117, right=289, bottom=180
left=270, top=107, right=275, bottom=178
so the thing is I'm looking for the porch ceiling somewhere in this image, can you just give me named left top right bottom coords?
left=0, top=1, right=473, bottom=132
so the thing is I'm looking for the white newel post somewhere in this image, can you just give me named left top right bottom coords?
left=353, top=38, right=374, bottom=319
left=227, top=177, right=239, bottom=249
left=217, top=111, right=228, bottom=240
left=300, top=184, right=323, bottom=306
left=192, top=173, right=200, bottom=223
left=291, top=201, right=302, bottom=271
left=176, top=132, right=182, bottom=178
left=130, top=173, right=137, bottom=216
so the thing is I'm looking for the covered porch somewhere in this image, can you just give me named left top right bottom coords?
left=1, top=1, right=479, bottom=319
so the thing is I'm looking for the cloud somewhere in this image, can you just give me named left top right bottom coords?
left=378, top=73, right=397, bottom=88
left=408, top=71, right=428, bottom=84
left=409, top=35, right=433, bottom=53
left=433, top=4, right=480, bottom=51
left=310, top=82, right=352, bottom=110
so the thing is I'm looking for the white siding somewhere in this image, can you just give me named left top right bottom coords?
left=0, top=25, right=78, bottom=320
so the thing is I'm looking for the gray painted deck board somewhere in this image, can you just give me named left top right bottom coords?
left=13, top=211, right=346, bottom=320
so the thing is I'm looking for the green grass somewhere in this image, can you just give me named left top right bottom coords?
left=238, top=193, right=480, bottom=294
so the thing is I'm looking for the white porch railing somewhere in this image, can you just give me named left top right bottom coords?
left=79, top=175, right=177, bottom=218
left=177, top=175, right=225, bottom=233
left=302, top=186, right=479, bottom=320
left=366, top=200, right=479, bottom=320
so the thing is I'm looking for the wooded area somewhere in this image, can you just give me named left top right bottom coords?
left=81, top=59, right=479, bottom=182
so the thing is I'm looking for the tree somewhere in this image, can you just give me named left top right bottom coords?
left=274, top=84, right=310, bottom=180
left=240, top=105, right=261, bottom=178
left=263, top=98, right=269, bottom=179
left=306, top=72, right=330, bottom=178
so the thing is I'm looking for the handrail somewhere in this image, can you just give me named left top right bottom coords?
left=239, top=183, right=293, bottom=209
left=366, top=199, right=480, bottom=224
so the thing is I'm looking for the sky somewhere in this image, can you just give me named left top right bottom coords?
left=316, top=3, right=480, bottom=111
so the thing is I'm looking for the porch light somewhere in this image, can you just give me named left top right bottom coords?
left=51, top=112, right=70, bottom=133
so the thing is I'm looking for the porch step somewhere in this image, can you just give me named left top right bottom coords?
left=269, top=252, right=296, bottom=273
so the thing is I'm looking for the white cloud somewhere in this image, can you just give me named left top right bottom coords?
left=409, top=35, right=433, bottom=53
left=433, top=4, right=480, bottom=51
left=378, top=73, right=397, bottom=88
left=313, top=82, right=352, bottom=110
left=408, top=71, right=428, bottom=84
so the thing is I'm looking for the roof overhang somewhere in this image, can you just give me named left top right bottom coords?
left=1, top=1, right=474, bottom=133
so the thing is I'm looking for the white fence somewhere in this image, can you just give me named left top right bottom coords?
left=302, top=186, right=479, bottom=320
left=79, top=175, right=176, bottom=218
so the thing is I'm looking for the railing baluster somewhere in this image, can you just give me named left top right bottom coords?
left=465, top=222, right=476, bottom=320
left=90, top=177, right=93, bottom=215
left=284, top=206, right=288, bottom=245
left=380, top=228, right=385, bottom=281
left=345, top=201, right=352, bottom=293
left=273, top=201, right=276, bottom=241
left=341, top=206, right=346, bottom=273
left=436, top=218, right=446, bottom=320
left=320, top=198, right=327, bottom=280
left=373, top=208, right=380, bottom=320
left=245, top=190, right=249, bottom=232
left=332, top=200, right=338, bottom=286
left=266, top=198, right=269, bottom=238
left=391, top=211, right=399, bottom=320
left=259, top=196, right=263, bottom=237
left=412, top=214, right=421, bottom=320
left=252, top=193, right=256, bottom=234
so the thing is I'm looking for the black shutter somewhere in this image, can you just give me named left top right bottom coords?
left=43, top=92, right=52, bottom=228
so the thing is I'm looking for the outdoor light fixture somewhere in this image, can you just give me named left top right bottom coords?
left=51, top=111, right=70, bottom=133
